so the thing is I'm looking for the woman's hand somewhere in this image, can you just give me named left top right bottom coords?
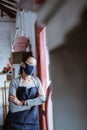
left=8, top=94, right=23, bottom=106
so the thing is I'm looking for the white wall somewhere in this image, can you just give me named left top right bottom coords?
left=37, top=0, right=87, bottom=50
left=49, top=3, right=87, bottom=130
left=50, top=38, right=87, bottom=130
left=43, top=0, right=87, bottom=130
left=13, top=11, right=37, bottom=78
left=48, top=0, right=87, bottom=50
left=0, top=21, right=15, bottom=126
left=0, top=22, right=15, bottom=71
left=16, top=11, right=37, bottom=56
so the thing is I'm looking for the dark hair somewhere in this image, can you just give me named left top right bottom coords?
left=19, top=53, right=36, bottom=75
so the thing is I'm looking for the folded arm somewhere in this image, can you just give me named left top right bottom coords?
left=9, top=79, right=32, bottom=113
left=26, top=77, right=46, bottom=107
left=9, top=77, right=46, bottom=113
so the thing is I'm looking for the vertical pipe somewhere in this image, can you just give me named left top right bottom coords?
left=35, top=23, right=47, bottom=130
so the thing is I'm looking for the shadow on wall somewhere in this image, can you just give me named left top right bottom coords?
left=56, top=5, right=87, bottom=78
left=58, top=6, right=87, bottom=50
left=50, top=6, right=87, bottom=130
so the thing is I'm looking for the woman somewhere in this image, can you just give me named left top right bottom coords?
left=3, top=54, right=46, bottom=130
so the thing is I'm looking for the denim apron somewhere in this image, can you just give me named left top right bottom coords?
left=4, top=85, right=39, bottom=130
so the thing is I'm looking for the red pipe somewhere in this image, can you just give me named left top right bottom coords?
left=35, top=24, right=47, bottom=130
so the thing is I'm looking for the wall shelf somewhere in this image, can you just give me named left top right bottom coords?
left=11, top=52, right=32, bottom=64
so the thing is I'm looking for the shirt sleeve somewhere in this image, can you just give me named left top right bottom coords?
left=26, top=77, right=46, bottom=107
left=9, top=78, right=32, bottom=113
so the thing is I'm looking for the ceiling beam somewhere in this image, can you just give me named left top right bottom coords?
left=0, top=3, right=17, bottom=12
left=0, top=4, right=16, bottom=18
left=1, top=0, right=17, bottom=8
left=7, top=0, right=17, bottom=4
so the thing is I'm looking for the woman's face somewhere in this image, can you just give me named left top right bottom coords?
left=25, top=57, right=36, bottom=66
left=20, top=57, right=36, bottom=76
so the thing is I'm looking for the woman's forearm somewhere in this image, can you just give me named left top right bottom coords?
left=9, top=102, right=31, bottom=113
